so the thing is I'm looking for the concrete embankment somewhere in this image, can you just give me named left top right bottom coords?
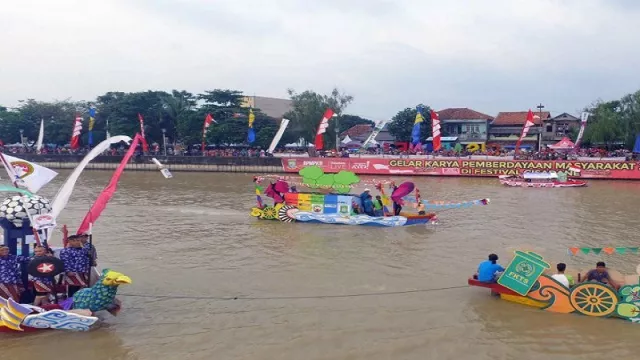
left=19, top=155, right=284, bottom=173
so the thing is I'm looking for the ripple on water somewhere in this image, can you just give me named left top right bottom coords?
left=4, top=172, right=640, bottom=360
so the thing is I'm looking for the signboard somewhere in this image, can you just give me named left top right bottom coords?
left=32, top=214, right=56, bottom=230
left=497, top=251, right=550, bottom=296
left=281, top=158, right=640, bottom=180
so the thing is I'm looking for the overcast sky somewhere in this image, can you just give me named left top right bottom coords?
left=2, top=0, right=639, bottom=119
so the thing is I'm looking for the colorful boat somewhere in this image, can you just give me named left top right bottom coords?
left=469, top=251, right=640, bottom=324
left=498, top=171, right=587, bottom=188
left=250, top=166, right=489, bottom=227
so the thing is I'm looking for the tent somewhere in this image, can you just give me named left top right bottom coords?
left=344, top=140, right=362, bottom=148
left=547, top=137, right=575, bottom=150
left=633, top=134, right=640, bottom=153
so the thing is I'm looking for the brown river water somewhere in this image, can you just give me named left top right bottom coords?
left=3, top=171, right=640, bottom=360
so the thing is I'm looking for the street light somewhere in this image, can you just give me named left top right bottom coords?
left=536, top=103, right=545, bottom=151
left=19, top=129, right=24, bottom=145
left=161, top=128, right=167, bottom=156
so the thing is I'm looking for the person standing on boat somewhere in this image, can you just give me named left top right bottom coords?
left=30, top=245, right=54, bottom=306
left=60, top=235, right=91, bottom=298
left=79, top=233, right=97, bottom=267
left=0, top=245, right=28, bottom=301
left=373, top=195, right=384, bottom=216
left=476, top=254, right=505, bottom=283
left=360, top=189, right=375, bottom=216
left=390, top=184, right=402, bottom=216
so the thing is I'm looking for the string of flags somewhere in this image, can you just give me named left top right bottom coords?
left=568, top=247, right=639, bottom=255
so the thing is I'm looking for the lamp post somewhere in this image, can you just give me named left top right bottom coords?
left=19, top=129, right=24, bottom=145
left=161, top=128, right=167, bottom=156
left=536, top=103, right=545, bottom=151
left=333, top=113, right=339, bottom=154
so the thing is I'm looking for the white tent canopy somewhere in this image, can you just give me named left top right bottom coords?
left=341, top=135, right=353, bottom=144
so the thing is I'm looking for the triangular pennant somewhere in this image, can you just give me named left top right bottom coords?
left=592, top=248, right=602, bottom=255
left=569, top=247, right=579, bottom=256
left=616, top=247, right=627, bottom=255
left=603, top=247, right=615, bottom=255
left=580, top=248, right=591, bottom=255
left=630, top=247, right=639, bottom=254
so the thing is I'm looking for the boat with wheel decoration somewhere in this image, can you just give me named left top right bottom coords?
left=498, top=171, right=587, bottom=188
left=469, top=250, right=640, bottom=323
left=250, top=166, right=489, bottom=227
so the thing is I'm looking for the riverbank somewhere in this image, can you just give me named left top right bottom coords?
left=18, top=154, right=284, bottom=173
left=14, top=154, right=640, bottom=179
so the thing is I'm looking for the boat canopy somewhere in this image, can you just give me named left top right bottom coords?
left=523, top=171, right=558, bottom=180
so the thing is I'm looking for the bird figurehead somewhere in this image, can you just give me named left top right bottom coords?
left=101, top=269, right=132, bottom=287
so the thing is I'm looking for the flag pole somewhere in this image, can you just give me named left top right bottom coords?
left=0, top=152, right=43, bottom=247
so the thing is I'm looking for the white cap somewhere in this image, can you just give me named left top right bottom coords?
left=364, top=188, right=370, bottom=192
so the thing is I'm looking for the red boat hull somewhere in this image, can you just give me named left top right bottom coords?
left=499, top=177, right=587, bottom=188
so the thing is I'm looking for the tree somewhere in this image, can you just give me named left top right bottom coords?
left=14, top=99, right=88, bottom=146
left=96, top=91, right=173, bottom=145
left=283, top=88, right=354, bottom=149
left=387, top=105, right=432, bottom=143
left=582, top=101, right=624, bottom=148
left=0, top=106, right=22, bottom=144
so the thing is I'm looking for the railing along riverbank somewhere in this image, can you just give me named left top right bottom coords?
left=18, top=154, right=284, bottom=173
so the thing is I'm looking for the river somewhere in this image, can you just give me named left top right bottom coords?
left=3, top=171, right=640, bottom=360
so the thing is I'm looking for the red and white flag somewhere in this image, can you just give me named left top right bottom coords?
left=202, top=113, right=216, bottom=152
left=70, top=115, right=83, bottom=150
left=430, top=110, right=441, bottom=151
left=137, top=113, right=149, bottom=152
left=314, top=109, right=335, bottom=150
left=514, top=110, right=536, bottom=154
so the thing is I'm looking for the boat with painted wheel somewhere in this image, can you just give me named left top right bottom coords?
left=469, top=250, right=640, bottom=323
left=498, top=171, right=587, bottom=188
left=250, top=166, right=490, bottom=227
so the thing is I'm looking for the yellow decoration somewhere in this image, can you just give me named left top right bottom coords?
left=569, top=283, right=618, bottom=317
left=102, top=270, right=132, bottom=286
left=500, top=294, right=546, bottom=308
left=250, top=208, right=263, bottom=217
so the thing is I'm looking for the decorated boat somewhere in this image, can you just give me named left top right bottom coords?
left=469, top=250, right=640, bottom=324
left=250, top=166, right=489, bottom=227
left=498, top=170, right=587, bottom=188
left=0, top=132, right=168, bottom=333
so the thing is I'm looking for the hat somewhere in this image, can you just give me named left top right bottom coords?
left=364, top=188, right=370, bottom=192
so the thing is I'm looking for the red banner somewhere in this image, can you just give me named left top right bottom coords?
left=281, top=158, right=640, bottom=180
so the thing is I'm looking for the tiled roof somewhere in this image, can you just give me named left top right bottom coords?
left=437, top=108, right=493, bottom=120
left=493, top=111, right=551, bottom=126
left=340, top=124, right=373, bottom=137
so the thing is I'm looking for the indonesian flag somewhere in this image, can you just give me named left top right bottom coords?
left=137, top=113, right=149, bottom=152
left=314, top=109, right=335, bottom=150
left=70, top=115, right=83, bottom=150
left=202, top=113, right=215, bottom=152
left=431, top=110, right=441, bottom=151
left=514, top=110, right=536, bottom=154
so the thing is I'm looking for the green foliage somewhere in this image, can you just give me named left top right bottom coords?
left=283, top=88, right=354, bottom=149
left=298, top=166, right=360, bottom=193
left=387, top=104, right=432, bottom=143
left=582, top=90, right=640, bottom=149
left=0, top=99, right=88, bottom=145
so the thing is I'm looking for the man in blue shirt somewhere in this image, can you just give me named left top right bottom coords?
left=476, top=254, right=505, bottom=283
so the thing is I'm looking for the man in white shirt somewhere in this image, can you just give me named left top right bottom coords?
left=551, top=263, right=570, bottom=288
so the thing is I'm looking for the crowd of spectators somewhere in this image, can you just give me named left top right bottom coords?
left=0, top=142, right=634, bottom=160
